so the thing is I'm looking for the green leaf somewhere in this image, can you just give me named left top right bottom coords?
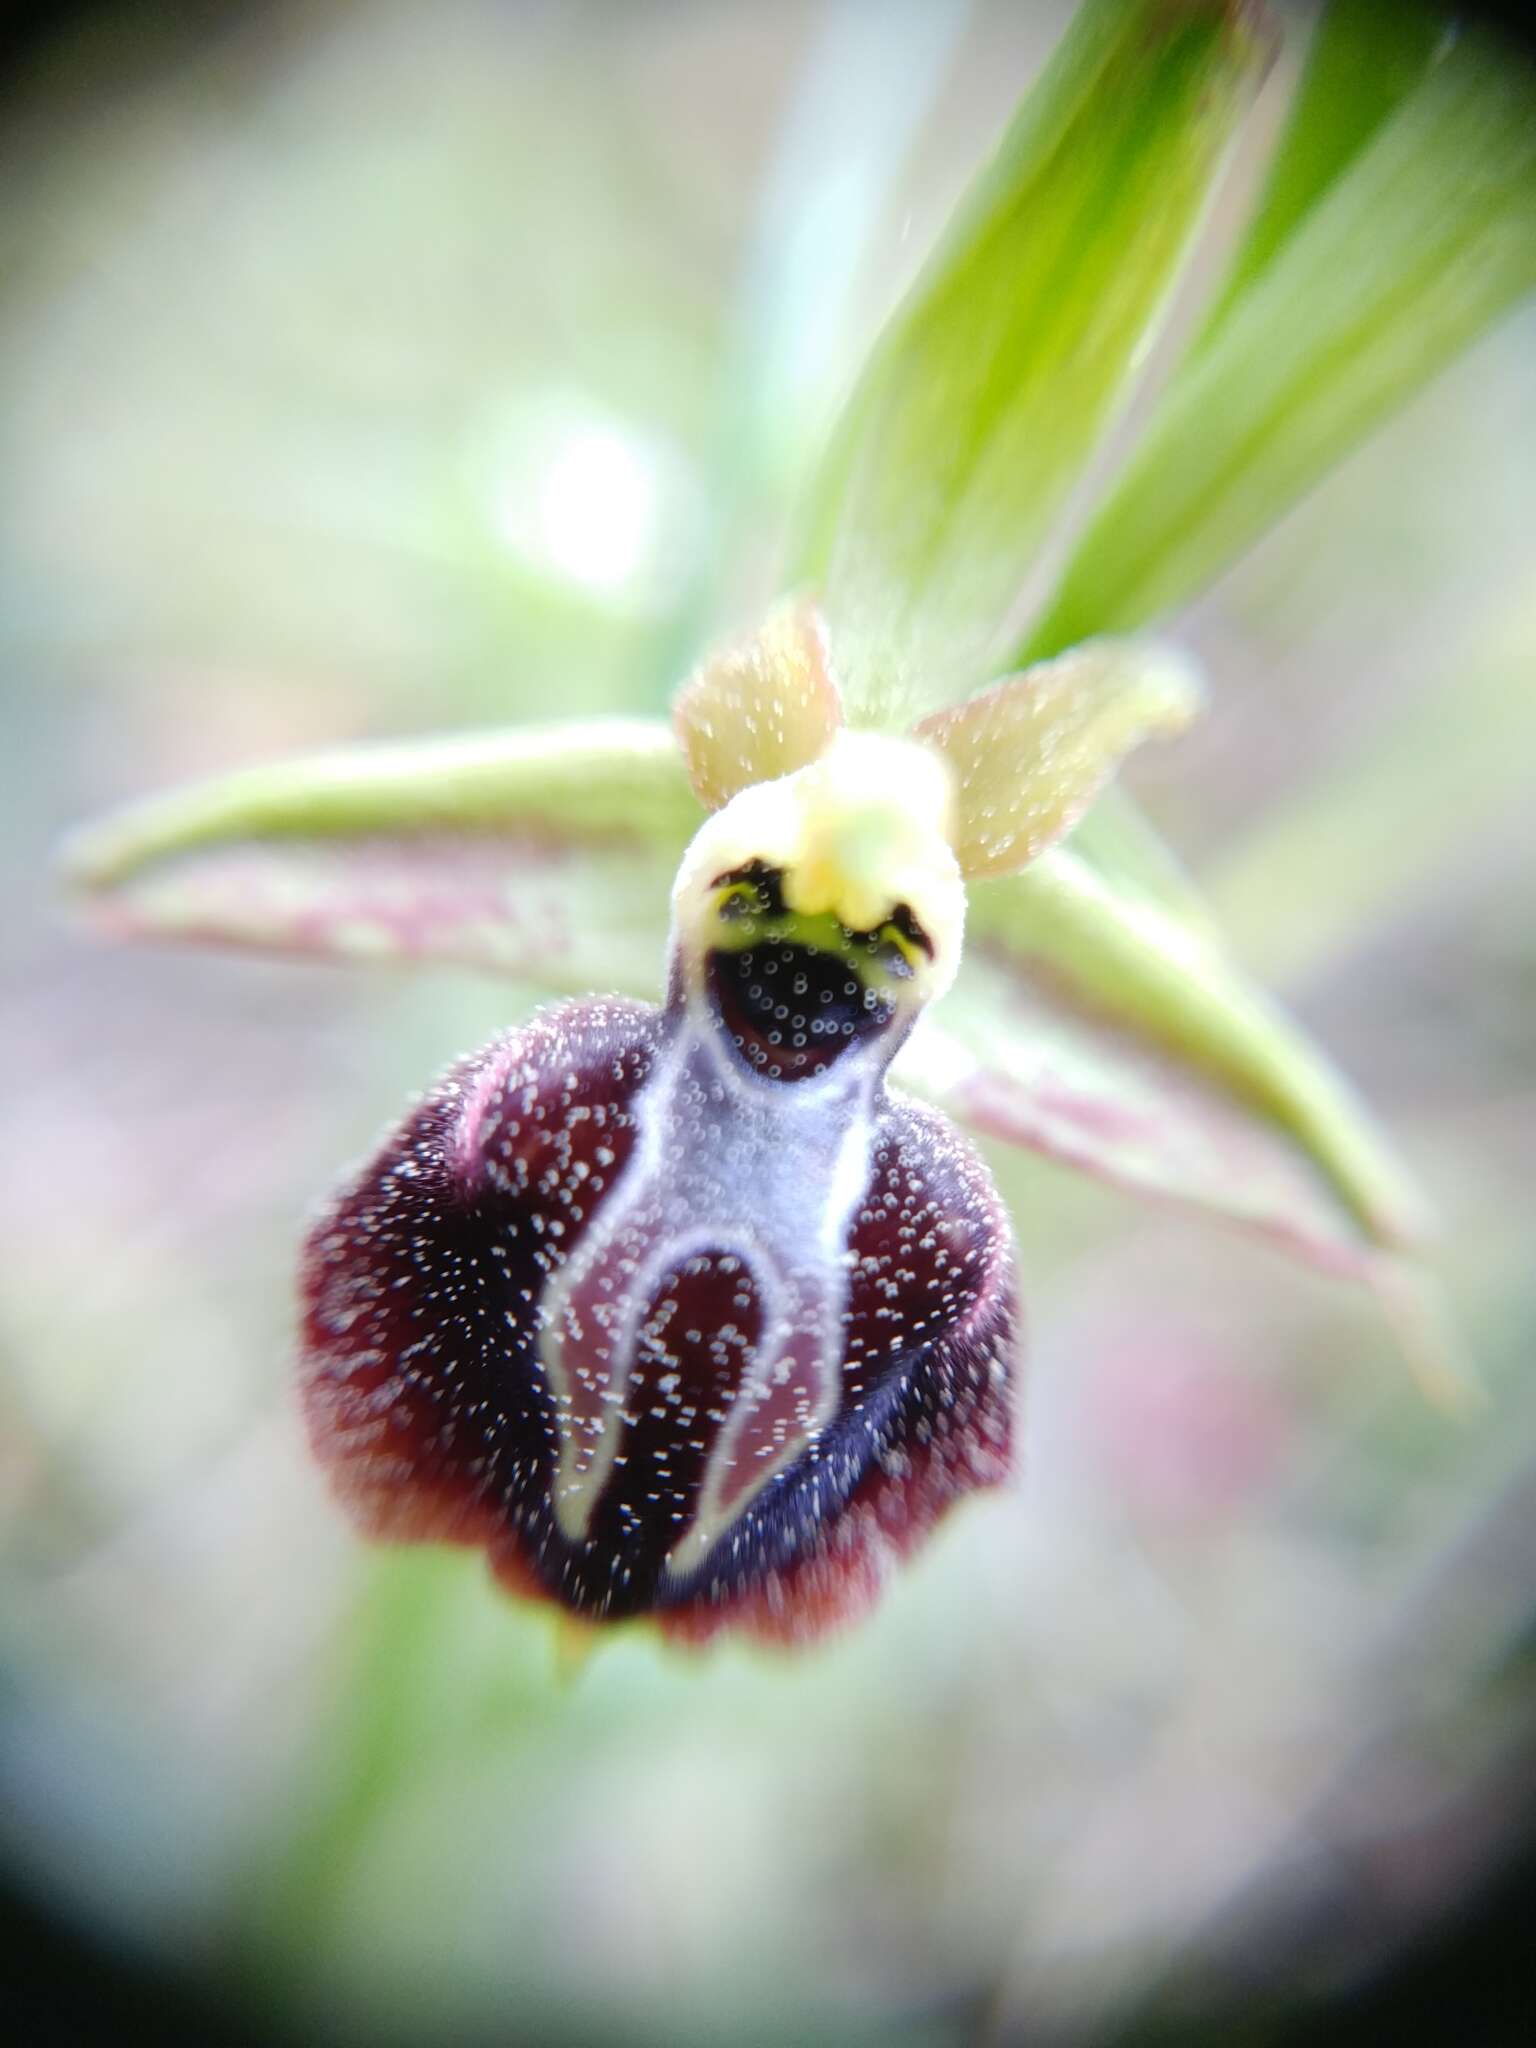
left=1023, top=22, right=1536, bottom=658
left=905, top=843, right=1429, bottom=1270
left=62, top=723, right=698, bottom=996
left=791, top=0, right=1270, bottom=726
left=1197, top=0, right=1444, bottom=341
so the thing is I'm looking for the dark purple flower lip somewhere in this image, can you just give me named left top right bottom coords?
left=300, top=982, right=1018, bottom=1646
left=298, top=721, right=1019, bottom=1647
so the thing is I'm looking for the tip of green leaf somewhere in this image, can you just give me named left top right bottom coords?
left=1371, top=1260, right=1485, bottom=1417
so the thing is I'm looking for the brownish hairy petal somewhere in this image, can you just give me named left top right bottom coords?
left=673, top=598, right=844, bottom=812
left=913, top=641, right=1202, bottom=880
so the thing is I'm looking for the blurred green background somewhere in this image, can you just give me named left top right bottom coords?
left=2, top=3, right=1535, bottom=2042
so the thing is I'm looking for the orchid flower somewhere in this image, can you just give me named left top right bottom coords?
left=61, top=0, right=1536, bottom=1645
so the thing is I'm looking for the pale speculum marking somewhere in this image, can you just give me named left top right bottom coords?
left=538, top=970, right=888, bottom=1581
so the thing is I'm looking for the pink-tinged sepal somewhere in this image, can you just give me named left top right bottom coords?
left=300, top=984, right=1016, bottom=1646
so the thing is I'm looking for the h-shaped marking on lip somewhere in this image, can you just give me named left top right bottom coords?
left=537, top=996, right=881, bottom=1577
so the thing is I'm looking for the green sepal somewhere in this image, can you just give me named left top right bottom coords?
left=900, top=843, right=1430, bottom=1273
left=62, top=722, right=699, bottom=996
